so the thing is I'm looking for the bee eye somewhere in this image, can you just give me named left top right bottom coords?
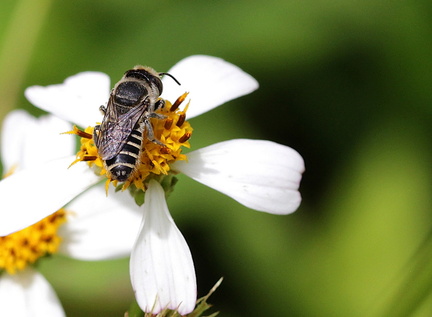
left=114, top=82, right=148, bottom=106
left=151, top=76, right=163, bottom=95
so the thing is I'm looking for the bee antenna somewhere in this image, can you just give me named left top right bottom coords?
left=159, top=72, right=181, bottom=86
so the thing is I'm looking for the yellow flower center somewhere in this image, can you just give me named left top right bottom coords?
left=0, top=209, right=67, bottom=274
left=68, top=93, right=192, bottom=192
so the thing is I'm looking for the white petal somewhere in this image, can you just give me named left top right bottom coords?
left=25, top=72, right=110, bottom=127
left=2, top=110, right=35, bottom=172
left=0, top=156, right=100, bottom=236
left=130, top=180, right=196, bottom=315
left=161, top=55, right=259, bottom=119
left=59, top=184, right=142, bottom=260
left=173, top=139, right=305, bottom=214
left=0, top=268, right=65, bottom=317
left=1, top=110, right=74, bottom=172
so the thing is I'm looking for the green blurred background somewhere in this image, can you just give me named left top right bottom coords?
left=1, top=0, right=432, bottom=316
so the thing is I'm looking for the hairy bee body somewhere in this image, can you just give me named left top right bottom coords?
left=93, top=66, right=170, bottom=182
left=104, top=123, right=144, bottom=182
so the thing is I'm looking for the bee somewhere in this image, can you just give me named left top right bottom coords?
left=93, top=65, right=180, bottom=182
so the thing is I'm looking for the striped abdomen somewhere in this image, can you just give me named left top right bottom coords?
left=105, top=128, right=143, bottom=182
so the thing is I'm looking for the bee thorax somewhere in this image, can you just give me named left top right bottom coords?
left=114, top=81, right=148, bottom=109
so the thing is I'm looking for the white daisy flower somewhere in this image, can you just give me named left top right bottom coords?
left=0, top=110, right=142, bottom=316
left=0, top=55, right=305, bottom=314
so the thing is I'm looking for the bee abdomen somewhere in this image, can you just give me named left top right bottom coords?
left=106, top=129, right=143, bottom=182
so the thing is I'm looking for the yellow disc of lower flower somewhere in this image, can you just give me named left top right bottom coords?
left=0, top=209, right=67, bottom=274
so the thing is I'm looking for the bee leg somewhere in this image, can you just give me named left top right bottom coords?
left=148, top=112, right=166, bottom=120
left=144, top=119, right=165, bottom=147
left=154, top=99, right=165, bottom=111
left=93, top=125, right=100, bottom=144
left=99, top=105, right=106, bottom=115
left=147, top=99, right=163, bottom=112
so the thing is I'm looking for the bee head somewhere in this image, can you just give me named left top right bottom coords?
left=125, top=67, right=164, bottom=96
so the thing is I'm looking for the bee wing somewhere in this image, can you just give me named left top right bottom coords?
left=96, top=99, right=148, bottom=160
left=96, top=121, right=132, bottom=160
